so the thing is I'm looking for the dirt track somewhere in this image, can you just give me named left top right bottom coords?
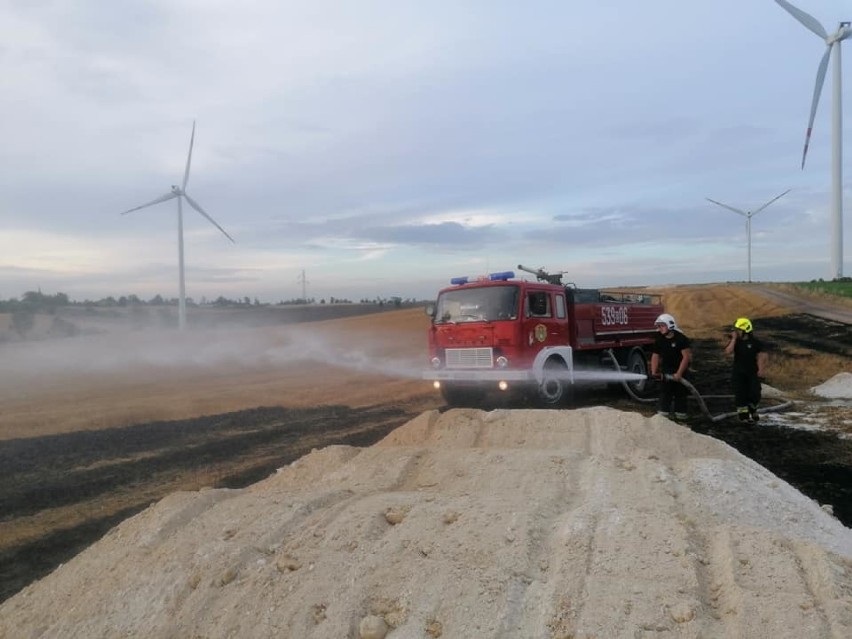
left=754, top=285, right=852, bottom=325
left=1, top=289, right=851, bottom=604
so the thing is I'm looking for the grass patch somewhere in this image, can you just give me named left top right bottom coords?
left=766, top=350, right=848, bottom=392
left=791, top=280, right=852, bottom=299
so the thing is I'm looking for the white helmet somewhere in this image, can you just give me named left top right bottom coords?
left=654, top=313, right=677, bottom=330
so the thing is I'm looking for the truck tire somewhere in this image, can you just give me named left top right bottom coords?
left=441, top=384, right=485, bottom=408
left=538, top=359, right=571, bottom=406
left=626, top=347, right=649, bottom=396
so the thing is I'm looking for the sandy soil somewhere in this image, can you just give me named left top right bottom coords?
left=2, top=408, right=851, bottom=638
left=1, top=284, right=851, bottom=637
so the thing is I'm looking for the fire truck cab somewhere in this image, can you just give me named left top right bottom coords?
left=423, top=266, right=664, bottom=406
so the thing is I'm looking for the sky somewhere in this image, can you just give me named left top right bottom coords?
left=2, top=0, right=852, bottom=304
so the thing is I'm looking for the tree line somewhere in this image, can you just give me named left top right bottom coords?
left=0, top=291, right=426, bottom=313
left=0, top=290, right=423, bottom=340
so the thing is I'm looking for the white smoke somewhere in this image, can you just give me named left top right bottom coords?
left=0, top=323, right=426, bottom=391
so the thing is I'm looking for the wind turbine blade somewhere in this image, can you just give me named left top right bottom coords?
left=182, top=120, right=196, bottom=191
left=121, top=191, right=178, bottom=215
left=774, top=0, right=828, bottom=39
left=705, top=198, right=747, bottom=216
left=752, top=188, right=792, bottom=215
left=801, top=46, right=831, bottom=169
left=183, top=193, right=236, bottom=243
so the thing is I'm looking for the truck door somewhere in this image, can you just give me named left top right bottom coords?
left=523, top=290, right=569, bottom=356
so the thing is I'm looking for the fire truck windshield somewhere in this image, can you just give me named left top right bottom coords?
left=435, top=285, right=519, bottom=323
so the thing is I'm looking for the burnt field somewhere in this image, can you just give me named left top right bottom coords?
left=1, top=313, right=850, bottom=603
left=692, top=314, right=852, bottom=532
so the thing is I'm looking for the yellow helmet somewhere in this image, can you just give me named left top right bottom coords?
left=734, top=317, right=752, bottom=333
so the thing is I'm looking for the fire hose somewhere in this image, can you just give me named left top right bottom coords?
left=603, top=349, right=793, bottom=423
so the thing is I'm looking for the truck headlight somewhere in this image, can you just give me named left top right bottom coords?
left=431, top=357, right=441, bottom=369
left=496, top=356, right=508, bottom=368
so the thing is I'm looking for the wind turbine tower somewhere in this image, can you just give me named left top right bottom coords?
left=706, top=190, right=791, bottom=282
left=775, top=0, right=850, bottom=279
left=121, top=121, right=235, bottom=330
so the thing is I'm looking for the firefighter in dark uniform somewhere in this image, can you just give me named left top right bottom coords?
left=649, top=313, right=692, bottom=421
left=725, top=317, right=768, bottom=423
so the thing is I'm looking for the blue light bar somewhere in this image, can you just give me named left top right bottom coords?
left=489, top=271, right=515, bottom=281
left=450, top=276, right=469, bottom=285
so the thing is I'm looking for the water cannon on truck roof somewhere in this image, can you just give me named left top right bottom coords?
left=516, top=264, right=567, bottom=286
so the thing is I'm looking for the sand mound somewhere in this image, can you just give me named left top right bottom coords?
left=811, top=372, right=852, bottom=399
left=2, top=408, right=851, bottom=638
left=760, top=382, right=787, bottom=399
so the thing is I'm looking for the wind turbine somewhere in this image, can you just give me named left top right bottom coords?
left=121, top=121, right=235, bottom=331
left=775, top=0, right=851, bottom=279
left=706, top=190, right=791, bottom=283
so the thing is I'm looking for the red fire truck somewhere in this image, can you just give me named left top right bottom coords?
left=423, top=265, right=665, bottom=406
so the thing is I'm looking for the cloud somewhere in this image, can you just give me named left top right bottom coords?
left=0, top=1, right=850, bottom=303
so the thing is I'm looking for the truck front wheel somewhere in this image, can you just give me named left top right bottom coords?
left=538, top=359, right=571, bottom=406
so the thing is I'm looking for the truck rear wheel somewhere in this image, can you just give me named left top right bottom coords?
left=626, top=348, right=649, bottom=396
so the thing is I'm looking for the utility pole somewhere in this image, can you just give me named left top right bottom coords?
left=297, top=269, right=309, bottom=303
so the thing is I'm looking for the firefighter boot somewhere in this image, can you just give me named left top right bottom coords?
left=749, top=405, right=759, bottom=423
left=737, top=408, right=750, bottom=423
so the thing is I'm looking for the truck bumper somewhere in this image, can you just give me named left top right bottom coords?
left=422, top=369, right=536, bottom=382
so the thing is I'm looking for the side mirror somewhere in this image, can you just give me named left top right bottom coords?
left=425, top=303, right=436, bottom=317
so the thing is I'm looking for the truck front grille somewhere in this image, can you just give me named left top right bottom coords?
left=445, top=347, right=493, bottom=369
